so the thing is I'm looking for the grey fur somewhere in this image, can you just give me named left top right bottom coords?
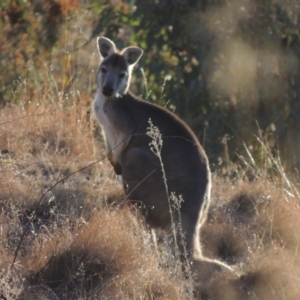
left=93, top=37, right=211, bottom=259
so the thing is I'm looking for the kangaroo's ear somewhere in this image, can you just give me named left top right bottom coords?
left=97, top=37, right=116, bottom=58
left=122, top=47, right=143, bottom=66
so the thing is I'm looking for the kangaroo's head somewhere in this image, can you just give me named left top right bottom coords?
left=96, top=37, right=143, bottom=98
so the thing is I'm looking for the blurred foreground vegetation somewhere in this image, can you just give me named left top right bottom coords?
left=1, top=0, right=300, bottom=171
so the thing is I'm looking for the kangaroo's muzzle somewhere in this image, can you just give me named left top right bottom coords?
left=102, top=85, right=114, bottom=97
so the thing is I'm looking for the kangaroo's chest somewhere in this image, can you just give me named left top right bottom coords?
left=93, top=94, right=130, bottom=163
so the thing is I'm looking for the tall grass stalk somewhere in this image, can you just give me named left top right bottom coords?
left=146, top=119, right=176, bottom=249
left=140, top=67, right=151, bottom=100
left=146, top=119, right=195, bottom=296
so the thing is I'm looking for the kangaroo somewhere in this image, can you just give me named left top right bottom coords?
left=92, top=37, right=211, bottom=259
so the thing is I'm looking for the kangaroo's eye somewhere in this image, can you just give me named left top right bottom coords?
left=100, top=67, right=107, bottom=74
left=119, top=72, right=126, bottom=79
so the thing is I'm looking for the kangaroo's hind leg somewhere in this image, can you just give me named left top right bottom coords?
left=121, top=147, right=172, bottom=229
left=163, top=210, right=199, bottom=261
left=122, top=147, right=199, bottom=261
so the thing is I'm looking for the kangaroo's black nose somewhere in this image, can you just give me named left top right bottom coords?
left=102, top=86, right=114, bottom=97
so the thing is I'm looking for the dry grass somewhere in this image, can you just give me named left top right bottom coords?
left=195, top=177, right=300, bottom=299
left=1, top=99, right=300, bottom=299
left=0, top=101, right=188, bottom=299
